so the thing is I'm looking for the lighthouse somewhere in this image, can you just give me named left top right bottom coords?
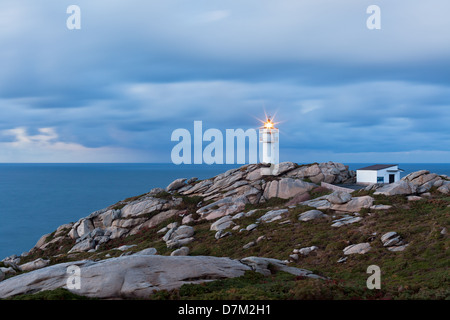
left=259, top=117, right=279, bottom=165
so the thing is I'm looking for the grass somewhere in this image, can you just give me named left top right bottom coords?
left=111, top=192, right=154, bottom=210
left=309, top=186, right=333, bottom=199
left=18, top=236, right=76, bottom=266
left=150, top=270, right=391, bottom=300
left=166, top=193, right=450, bottom=299
left=153, top=191, right=172, bottom=200
left=175, top=195, right=204, bottom=211
left=351, top=188, right=370, bottom=196
left=96, top=223, right=176, bottom=257
left=5, top=288, right=94, bottom=300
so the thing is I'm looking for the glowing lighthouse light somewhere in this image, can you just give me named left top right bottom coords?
left=259, top=116, right=279, bottom=165
left=263, top=118, right=274, bottom=129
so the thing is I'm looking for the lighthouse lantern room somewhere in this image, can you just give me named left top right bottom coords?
left=259, top=117, right=279, bottom=164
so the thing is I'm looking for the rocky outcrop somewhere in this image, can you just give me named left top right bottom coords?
left=33, top=233, right=53, bottom=251
left=331, top=215, right=362, bottom=228
left=372, top=170, right=450, bottom=196
left=330, top=196, right=373, bottom=212
left=343, top=243, right=371, bottom=255
left=258, top=209, right=289, bottom=223
left=327, top=191, right=353, bottom=204
left=163, top=225, right=195, bottom=249
left=185, top=162, right=354, bottom=220
left=263, top=178, right=316, bottom=199
left=197, top=196, right=249, bottom=220
left=14, top=161, right=354, bottom=259
left=121, top=198, right=179, bottom=218
left=285, top=162, right=355, bottom=184
left=166, top=178, right=187, bottom=192
left=0, top=256, right=250, bottom=299
left=18, top=258, right=50, bottom=272
left=298, top=210, right=328, bottom=222
left=0, top=255, right=322, bottom=299
left=374, top=180, right=417, bottom=196
left=68, top=239, right=96, bottom=253
left=2, top=162, right=448, bottom=300
left=301, top=192, right=373, bottom=213
left=13, top=162, right=355, bottom=258
left=239, top=256, right=324, bottom=279
left=437, top=185, right=450, bottom=194
left=130, top=209, right=179, bottom=235
left=170, top=247, right=190, bottom=256
left=210, top=215, right=235, bottom=231
left=297, top=246, right=318, bottom=256
left=0, top=267, right=16, bottom=277
left=381, top=232, right=409, bottom=252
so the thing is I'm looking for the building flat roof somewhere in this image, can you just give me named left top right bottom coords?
left=357, top=164, right=398, bottom=171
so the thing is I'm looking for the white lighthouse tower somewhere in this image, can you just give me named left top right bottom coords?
left=259, top=117, right=279, bottom=165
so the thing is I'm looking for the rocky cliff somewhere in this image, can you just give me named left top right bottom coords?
left=1, top=162, right=448, bottom=300
left=21, top=161, right=356, bottom=256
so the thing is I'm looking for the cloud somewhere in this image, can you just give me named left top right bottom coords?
left=0, top=127, right=147, bottom=163
left=0, top=1, right=448, bottom=162
left=1, top=78, right=448, bottom=163
left=3, top=127, right=58, bottom=144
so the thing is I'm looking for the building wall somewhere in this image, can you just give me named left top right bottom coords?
left=377, top=166, right=400, bottom=183
left=259, top=128, right=279, bottom=164
left=356, top=170, right=377, bottom=184
left=357, top=165, right=400, bottom=184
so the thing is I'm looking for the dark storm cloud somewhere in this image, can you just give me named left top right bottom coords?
left=0, top=0, right=449, bottom=162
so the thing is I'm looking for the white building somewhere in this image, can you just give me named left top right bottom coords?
left=356, top=164, right=404, bottom=184
left=259, top=118, right=279, bottom=164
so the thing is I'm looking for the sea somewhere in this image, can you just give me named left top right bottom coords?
left=0, top=163, right=449, bottom=259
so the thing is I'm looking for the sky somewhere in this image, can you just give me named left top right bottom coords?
left=0, top=0, right=449, bottom=163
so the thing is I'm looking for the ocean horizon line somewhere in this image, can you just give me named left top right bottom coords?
left=0, top=162, right=449, bottom=165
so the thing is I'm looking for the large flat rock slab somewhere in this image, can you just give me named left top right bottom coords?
left=0, top=255, right=251, bottom=299
left=0, top=254, right=325, bottom=299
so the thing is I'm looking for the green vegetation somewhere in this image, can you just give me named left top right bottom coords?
left=111, top=203, right=127, bottom=210
left=5, top=184, right=449, bottom=300
left=19, top=237, right=76, bottom=266
left=150, top=270, right=391, bottom=300
left=6, top=288, right=94, bottom=300
left=309, top=186, right=333, bottom=199
left=112, top=193, right=149, bottom=210
left=175, top=195, right=204, bottom=217
left=175, top=192, right=450, bottom=299
left=153, top=191, right=172, bottom=200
